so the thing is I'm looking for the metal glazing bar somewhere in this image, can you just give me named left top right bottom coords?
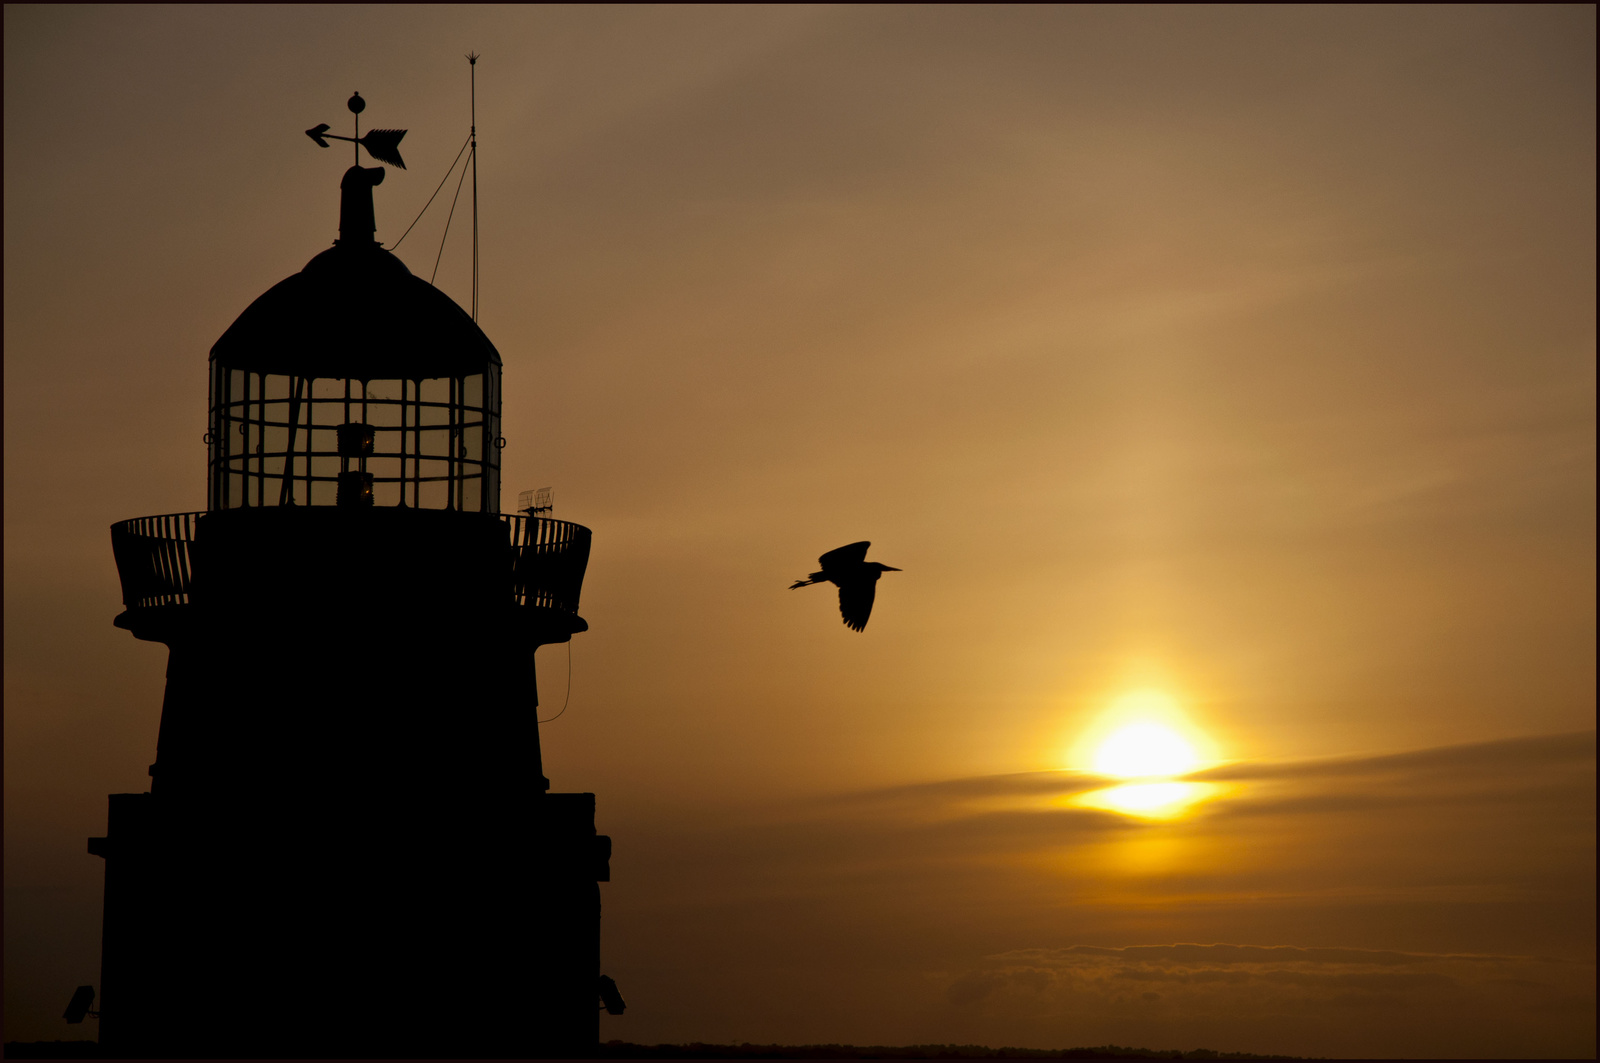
left=305, top=378, right=314, bottom=504
left=245, top=371, right=256, bottom=507
left=223, top=369, right=233, bottom=508
left=213, top=369, right=225, bottom=509
left=249, top=372, right=257, bottom=507
left=448, top=375, right=458, bottom=510
left=279, top=376, right=302, bottom=505
left=258, top=372, right=268, bottom=507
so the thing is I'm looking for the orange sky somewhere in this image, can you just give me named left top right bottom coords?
left=4, top=6, right=1594, bottom=1056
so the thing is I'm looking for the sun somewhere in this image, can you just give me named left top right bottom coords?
left=1068, top=689, right=1212, bottom=774
left=1092, top=721, right=1199, bottom=778
left=1063, top=688, right=1222, bottom=819
left=1062, top=688, right=1222, bottom=819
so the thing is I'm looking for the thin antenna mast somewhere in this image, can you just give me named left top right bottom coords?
left=468, top=52, right=480, bottom=322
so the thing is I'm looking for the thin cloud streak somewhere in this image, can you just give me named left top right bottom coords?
left=1190, top=731, right=1596, bottom=781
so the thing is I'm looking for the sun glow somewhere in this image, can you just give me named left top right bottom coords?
left=1067, top=688, right=1223, bottom=820
left=1069, top=689, right=1212, bottom=773
left=1093, top=722, right=1199, bottom=778
left=1073, top=781, right=1219, bottom=819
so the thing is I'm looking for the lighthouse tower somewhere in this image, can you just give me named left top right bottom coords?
left=94, top=97, right=608, bottom=1057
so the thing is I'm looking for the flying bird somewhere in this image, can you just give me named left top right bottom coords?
left=790, top=541, right=901, bottom=632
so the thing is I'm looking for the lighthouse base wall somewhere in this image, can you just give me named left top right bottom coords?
left=92, top=786, right=606, bottom=1058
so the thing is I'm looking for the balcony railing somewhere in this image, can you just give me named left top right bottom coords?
left=110, top=513, right=200, bottom=609
left=110, top=510, right=591, bottom=615
left=503, top=515, right=592, bottom=613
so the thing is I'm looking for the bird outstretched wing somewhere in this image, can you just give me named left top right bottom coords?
left=838, top=580, right=877, bottom=632
left=819, top=541, right=871, bottom=571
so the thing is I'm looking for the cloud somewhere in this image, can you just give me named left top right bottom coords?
left=939, top=943, right=1595, bottom=1057
left=836, top=770, right=1111, bottom=806
left=816, top=731, right=1597, bottom=849
left=1188, top=730, right=1595, bottom=783
left=1018, top=943, right=1528, bottom=966
left=834, top=731, right=1596, bottom=814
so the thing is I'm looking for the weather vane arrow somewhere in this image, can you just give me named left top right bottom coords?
left=305, top=92, right=407, bottom=169
left=306, top=123, right=408, bottom=168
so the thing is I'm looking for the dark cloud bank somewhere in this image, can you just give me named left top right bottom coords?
left=604, top=733, right=1594, bottom=1058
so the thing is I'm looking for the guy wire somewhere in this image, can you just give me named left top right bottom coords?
left=390, top=133, right=472, bottom=251
left=430, top=144, right=473, bottom=286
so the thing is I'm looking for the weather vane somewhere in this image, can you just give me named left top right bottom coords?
left=305, top=92, right=407, bottom=169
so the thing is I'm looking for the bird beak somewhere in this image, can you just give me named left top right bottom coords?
left=883, top=566, right=902, bottom=571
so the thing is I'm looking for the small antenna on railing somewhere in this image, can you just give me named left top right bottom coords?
left=518, top=487, right=552, bottom=518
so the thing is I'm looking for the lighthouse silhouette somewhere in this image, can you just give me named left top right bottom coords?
left=92, top=94, right=611, bottom=1058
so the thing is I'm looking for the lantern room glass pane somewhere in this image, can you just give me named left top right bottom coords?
left=209, top=366, right=501, bottom=513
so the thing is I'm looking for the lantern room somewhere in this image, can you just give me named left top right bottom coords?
left=207, top=165, right=501, bottom=513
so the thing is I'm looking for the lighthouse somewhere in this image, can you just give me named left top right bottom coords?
left=93, top=94, right=610, bottom=1057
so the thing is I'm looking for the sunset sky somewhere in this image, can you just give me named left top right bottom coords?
left=4, top=6, right=1594, bottom=1057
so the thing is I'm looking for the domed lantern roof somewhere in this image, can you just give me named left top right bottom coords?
left=211, top=168, right=500, bottom=380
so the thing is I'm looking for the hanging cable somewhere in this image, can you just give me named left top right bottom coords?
left=390, top=132, right=473, bottom=251
left=430, top=143, right=473, bottom=286
left=538, top=640, right=573, bottom=723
